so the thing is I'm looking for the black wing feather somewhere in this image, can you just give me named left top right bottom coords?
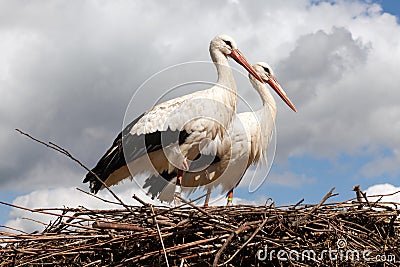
left=83, top=113, right=189, bottom=193
left=142, top=153, right=221, bottom=199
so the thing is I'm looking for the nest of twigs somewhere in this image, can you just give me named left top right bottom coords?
left=1, top=187, right=399, bottom=267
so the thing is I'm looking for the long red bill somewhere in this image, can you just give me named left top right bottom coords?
left=230, top=49, right=264, bottom=83
left=266, top=75, right=297, bottom=112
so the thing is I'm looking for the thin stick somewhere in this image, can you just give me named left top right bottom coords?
left=309, top=187, right=337, bottom=215
left=291, top=198, right=305, bottom=209
left=212, top=222, right=250, bottom=267
left=150, top=205, right=169, bottom=267
left=221, top=216, right=269, bottom=266
left=0, top=225, right=29, bottom=235
left=132, top=194, right=149, bottom=206
left=92, top=222, right=148, bottom=232
left=175, top=195, right=215, bottom=218
left=76, top=188, right=122, bottom=206
left=0, top=201, right=77, bottom=221
left=15, top=129, right=134, bottom=215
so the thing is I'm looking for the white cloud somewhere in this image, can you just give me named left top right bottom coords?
left=365, top=183, right=400, bottom=203
left=230, top=162, right=316, bottom=191
left=276, top=24, right=400, bottom=158
left=271, top=8, right=400, bottom=183
left=1, top=0, right=400, bottom=225
left=268, top=171, right=316, bottom=187
left=360, top=149, right=400, bottom=178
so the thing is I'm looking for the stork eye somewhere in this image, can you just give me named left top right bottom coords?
left=263, top=66, right=271, bottom=75
left=223, top=40, right=232, bottom=48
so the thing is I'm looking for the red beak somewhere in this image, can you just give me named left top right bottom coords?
left=266, top=75, right=297, bottom=112
left=230, top=49, right=264, bottom=83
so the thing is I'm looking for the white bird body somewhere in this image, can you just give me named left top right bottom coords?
left=125, top=85, right=238, bottom=177
left=83, top=35, right=263, bottom=194
left=150, top=62, right=296, bottom=204
left=99, top=86, right=237, bottom=191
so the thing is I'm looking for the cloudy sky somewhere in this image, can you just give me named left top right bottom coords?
left=1, top=0, right=400, bottom=232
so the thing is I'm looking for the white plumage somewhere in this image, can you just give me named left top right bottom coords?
left=149, top=62, right=296, bottom=204
left=83, top=35, right=263, bottom=194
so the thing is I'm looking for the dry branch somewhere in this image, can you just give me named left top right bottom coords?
left=1, top=188, right=399, bottom=267
left=2, top=130, right=399, bottom=266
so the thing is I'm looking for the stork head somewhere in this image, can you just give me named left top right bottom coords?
left=252, top=62, right=297, bottom=112
left=210, top=34, right=263, bottom=83
left=210, top=34, right=239, bottom=55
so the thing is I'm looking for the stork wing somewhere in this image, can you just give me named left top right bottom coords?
left=83, top=87, right=234, bottom=194
left=83, top=113, right=189, bottom=193
left=129, top=88, right=235, bottom=138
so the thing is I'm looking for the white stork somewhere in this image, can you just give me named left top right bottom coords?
left=146, top=62, right=296, bottom=205
left=83, top=35, right=263, bottom=197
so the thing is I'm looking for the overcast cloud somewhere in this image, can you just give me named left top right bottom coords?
left=0, top=0, right=399, bottom=230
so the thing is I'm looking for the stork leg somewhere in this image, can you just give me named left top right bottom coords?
left=203, top=187, right=211, bottom=207
left=182, top=156, right=189, bottom=171
left=174, top=169, right=183, bottom=206
left=174, top=158, right=189, bottom=206
left=226, top=189, right=234, bottom=206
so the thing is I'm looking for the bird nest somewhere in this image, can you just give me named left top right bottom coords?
left=1, top=187, right=399, bottom=267
left=2, top=131, right=399, bottom=266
